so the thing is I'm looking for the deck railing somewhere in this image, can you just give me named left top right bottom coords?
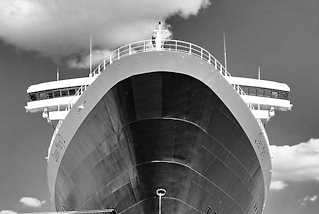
left=68, top=39, right=252, bottom=110
left=49, top=40, right=254, bottom=158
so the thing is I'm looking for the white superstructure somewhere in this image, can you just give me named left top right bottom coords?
left=25, top=77, right=95, bottom=121
left=25, top=41, right=292, bottom=122
left=227, top=76, right=292, bottom=121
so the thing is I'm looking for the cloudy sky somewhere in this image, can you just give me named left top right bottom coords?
left=0, top=0, right=319, bottom=214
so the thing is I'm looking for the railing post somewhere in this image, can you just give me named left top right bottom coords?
left=109, top=54, right=112, bottom=64
left=117, top=48, right=120, bottom=60
left=144, top=40, right=146, bottom=52
left=103, top=59, right=106, bottom=70
left=189, top=43, right=192, bottom=54
left=221, top=67, right=224, bottom=76
left=175, top=40, right=177, bottom=51
left=201, top=49, right=203, bottom=59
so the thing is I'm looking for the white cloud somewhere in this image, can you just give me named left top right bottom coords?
left=19, top=197, right=46, bottom=208
left=269, top=138, right=319, bottom=190
left=0, top=210, right=18, bottom=214
left=269, top=180, right=288, bottom=191
left=0, top=0, right=211, bottom=66
left=299, top=195, right=318, bottom=206
left=309, top=195, right=317, bottom=202
left=67, top=49, right=112, bottom=69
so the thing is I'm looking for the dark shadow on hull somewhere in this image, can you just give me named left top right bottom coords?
left=55, top=72, right=264, bottom=214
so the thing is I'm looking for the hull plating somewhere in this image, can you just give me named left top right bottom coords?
left=55, top=72, right=264, bottom=214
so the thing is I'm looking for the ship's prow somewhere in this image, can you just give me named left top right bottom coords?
left=25, top=23, right=292, bottom=214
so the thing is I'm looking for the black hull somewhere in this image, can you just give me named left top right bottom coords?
left=55, top=72, right=264, bottom=214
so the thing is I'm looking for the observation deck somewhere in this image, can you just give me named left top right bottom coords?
left=25, top=39, right=292, bottom=122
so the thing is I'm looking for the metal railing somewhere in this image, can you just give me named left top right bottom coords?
left=65, top=85, right=88, bottom=111
left=91, top=39, right=233, bottom=77
left=67, top=39, right=252, bottom=110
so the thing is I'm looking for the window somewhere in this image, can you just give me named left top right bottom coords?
left=264, top=89, right=272, bottom=98
left=47, top=92, right=53, bottom=99
left=248, top=87, right=257, bottom=96
left=61, top=90, right=68, bottom=96
left=236, top=85, right=289, bottom=100
left=53, top=90, right=61, bottom=97
left=39, top=92, right=48, bottom=100
left=278, top=91, right=289, bottom=99
left=241, top=86, right=249, bottom=94
left=29, top=93, right=37, bottom=101
left=271, top=90, right=278, bottom=98
left=69, top=88, right=76, bottom=95
left=28, top=86, right=87, bottom=101
left=257, top=88, right=264, bottom=96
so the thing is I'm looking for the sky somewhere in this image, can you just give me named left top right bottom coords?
left=0, top=0, right=319, bottom=214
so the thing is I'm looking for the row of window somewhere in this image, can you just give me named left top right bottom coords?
left=250, top=104, right=274, bottom=110
left=239, top=85, right=289, bottom=100
left=28, top=84, right=289, bottom=102
left=28, top=86, right=83, bottom=101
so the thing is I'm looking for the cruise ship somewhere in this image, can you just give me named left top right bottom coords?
left=25, top=23, right=292, bottom=214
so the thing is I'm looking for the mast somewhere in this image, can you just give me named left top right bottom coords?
left=223, top=32, right=228, bottom=71
left=258, top=66, right=261, bottom=80
left=89, top=35, right=92, bottom=77
left=56, top=65, right=60, bottom=81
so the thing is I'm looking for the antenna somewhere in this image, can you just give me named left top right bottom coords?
left=56, top=65, right=60, bottom=81
left=258, top=66, right=261, bottom=80
left=257, top=65, right=261, bottom=111
left=89, top=35, right=92, bottom=76
left=223, top=32, right=228, bottom=71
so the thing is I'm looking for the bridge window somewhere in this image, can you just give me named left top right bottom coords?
left=238, top=85, right=289, bottom=100
left=249, top=87, right=257, bottom=96
left=29, top=93, right=37, bottom=101
left=278, top=91, right=289, bottom=99
left=271, top=91, right=278, bottom=98
left=257, top=88, right=264, bottom=96
left=241, top=86, right=249, bottom=94
left=69, top=89, right=76, bottom=95
left=53, top=90, right=61, bottom=97
left=28, top=86, right=82, bottom=101
left=48, top=92, right=53, bottom=99
left=39, top=92, right=48, bottom=100
left=61, top=90, right=68, bottom=97
left=264, top=89, right=272, bottom=98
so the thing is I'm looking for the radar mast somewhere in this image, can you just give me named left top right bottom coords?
left=152, top=21, right=171, bottom=50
